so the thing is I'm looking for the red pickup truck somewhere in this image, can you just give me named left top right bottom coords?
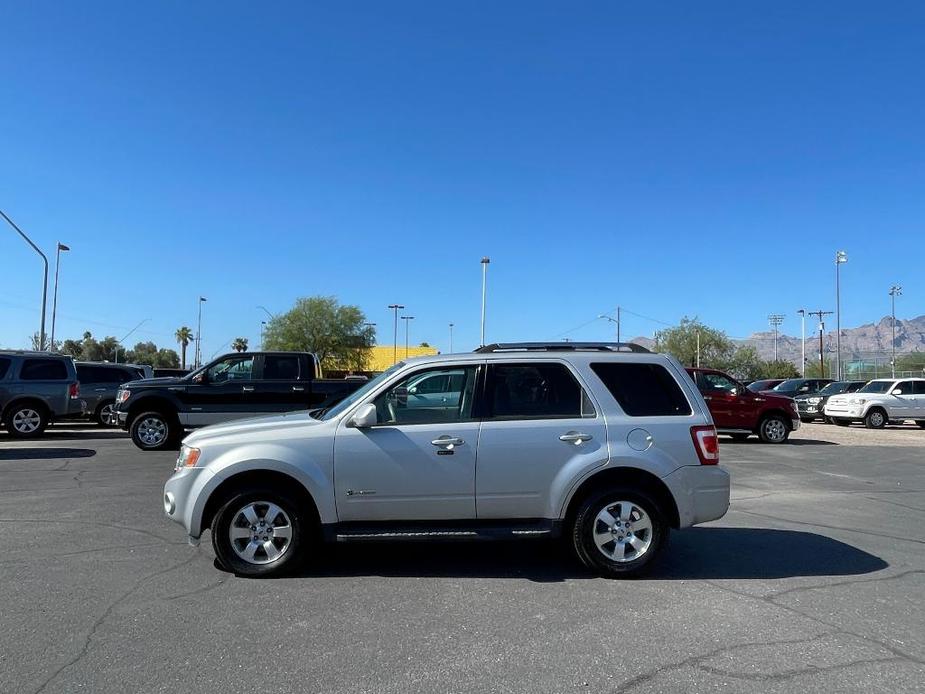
left=686, top=367, right=801, bottom=443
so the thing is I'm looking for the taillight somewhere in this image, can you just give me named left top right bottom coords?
left=69, top=382, right=80, bottom=399
left=690, top=425, right=719, bottom=465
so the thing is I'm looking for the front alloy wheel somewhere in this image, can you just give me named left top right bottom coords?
left=865, top=409, right=887, bottom=429
left=759, top=415, right=790, bottom=443
left=130, top=411, right=174, bottom=450
left=6, top=405, right=48, bottom=438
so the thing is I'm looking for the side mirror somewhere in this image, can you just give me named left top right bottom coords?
left=348, top=403, right=378, bottom=428
left=892, top=389, right=903, bottom=396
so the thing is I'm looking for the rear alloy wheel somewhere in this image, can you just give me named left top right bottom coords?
left=5, top=404, right=48, bottom=439
left=758, top=415, right=790, bottom=443
left=864, top=409, right=887, bottom=429
left=130, top=411, right=176, bottom=451
left=572, top=487, right=667, bottom=578
left=96, top=402, right=117, bottom=426
left=212, top=489, right=308, bottom=577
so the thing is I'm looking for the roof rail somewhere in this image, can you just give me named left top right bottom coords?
left=474, top=342, right=651, bottom=354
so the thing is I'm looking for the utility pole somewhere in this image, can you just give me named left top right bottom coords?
left=768, top=314, right=785, bottom=362
left=616, top=306, right=621, bottom=343
left=480, top=257, right=490, bottom=346
left=388, top=304, right=404, bottom=365
left=196, top=296, right=207, bottom=368
left=696, top=330, right=701, bottom=368
left=1, top=210, right=49, bottom=350
left=835, top=250, right=848, bottom=379
left=797, top=309, right=806, bottom=377
left=807, top=310, right=833, bottom=378
left=889, top=285, right=902, bottom=378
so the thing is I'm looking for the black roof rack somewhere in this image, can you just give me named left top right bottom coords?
left=474, top=342, right=651, bottom=354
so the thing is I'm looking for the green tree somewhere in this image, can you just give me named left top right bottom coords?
left=262, top=296, right=376, bottom=369
left=721, top=346, right=764, bottom=381
left=761, top=359, right=800, bottom=379
left=60, top=339, right=83, bottom=358
left=231, top=337, right=249, bottom=353
left=660, top=317, right=735, bottom=368
left=175, top=326, right=193, bottom=369
left=155, top=348, right=180, bottom=368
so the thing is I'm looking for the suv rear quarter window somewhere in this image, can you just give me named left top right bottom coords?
left=487, top=363, right=595, bottom=419
left=0, top=358, right=10, bottom=379
left=20, top=358, right=68, bottom=380
left=591, top=362, right=692, bottom=417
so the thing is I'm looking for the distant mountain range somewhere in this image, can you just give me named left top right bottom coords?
left=633, top=314, right=925, bottom=365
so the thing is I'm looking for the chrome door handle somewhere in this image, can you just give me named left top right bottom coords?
left=702, top=396, right=712, bottom=401
left=242, top=386, right=255, bottom=392
left=292, top=386, right=304, bottom=391
left=559, top=431, right=593, bottom=443
left=431, top=436, right=464, bottom=448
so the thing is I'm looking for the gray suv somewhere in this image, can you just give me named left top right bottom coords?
left=164, top=343, right=730, bottom=578
left=73, top=362, right=146, bottom=426
left=0, top=351, right=83, bottom=438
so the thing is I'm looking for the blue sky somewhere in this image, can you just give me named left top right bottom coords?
left=2, top=1, right=923, bottom=357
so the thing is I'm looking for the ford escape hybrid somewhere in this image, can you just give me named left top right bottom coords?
left=163, top=343, right=730, bottom=578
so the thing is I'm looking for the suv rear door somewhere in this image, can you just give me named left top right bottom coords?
left=913, top=381, right=925, bottom=418
left=475, top=361, right=606, bottom=518
left=15, top=357, right=74, bottom=416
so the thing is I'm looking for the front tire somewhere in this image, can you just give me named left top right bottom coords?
left=758, top=414, right=790, bottom=443
left=95, top=401, right=117, bottom=427
left=211, top=488, right=309, bottom=577
left=864, top=408, right=887, bottom=429
left=4, top=403, right=48, bottom=439
left=572, top=487, right=667, bottom=578
left=129, top=411, right=178, bottom=450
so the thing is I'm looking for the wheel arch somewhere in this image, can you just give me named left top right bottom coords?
left=758, top=407, right=793, bottom=431
left=2, top=396, right=50, bottom=421
left=126, top=395, right=180, bottom=423
left=561, top=466, right=681, bottom=530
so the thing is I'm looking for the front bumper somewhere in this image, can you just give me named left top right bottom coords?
left=662, top=465, right=730, bottom=528
left=164, top=465, right=215, bottom=540
left=116, top=410, right=129, bottom=429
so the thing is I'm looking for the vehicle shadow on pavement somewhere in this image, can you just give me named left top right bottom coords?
left=279, top=527, right=886, bottom=582
left=0, top=447, right=97, bottom=460
left=21, top=429, right=127, bottom=440
left=652, top=527, right=887, bottom=579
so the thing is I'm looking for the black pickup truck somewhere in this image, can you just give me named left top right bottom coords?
left=115, top=351, right=364, bottom=450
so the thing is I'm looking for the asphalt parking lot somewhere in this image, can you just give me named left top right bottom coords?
left=1, top=423, right=923, bottom=694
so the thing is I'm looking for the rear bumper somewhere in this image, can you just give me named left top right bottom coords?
left=662, top=465, right=730, bottom=528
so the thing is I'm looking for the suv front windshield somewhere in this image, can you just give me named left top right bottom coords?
left=818, top=382, right=847, bottom=396
left=858, top=381, right=894, bottom=394
left=320, top=363, right=404, bottom=421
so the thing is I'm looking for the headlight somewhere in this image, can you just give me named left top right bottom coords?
left=116, top=389, right=131, bottom=404
left=176, top=445, right=201, bottom=470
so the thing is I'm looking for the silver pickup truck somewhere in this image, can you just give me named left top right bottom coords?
left=0, top=351, right=84, bottom=438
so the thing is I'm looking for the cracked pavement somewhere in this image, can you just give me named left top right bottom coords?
left=1, top=422, right=923, bottom=693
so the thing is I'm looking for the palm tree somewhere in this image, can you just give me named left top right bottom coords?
left=175, top=326, right=193, bottom=369
left=231, top=337, right=249, bottom=353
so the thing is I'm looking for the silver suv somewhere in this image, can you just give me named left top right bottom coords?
left=163, top=343, right=730, bottom=578
left=0, top=351, right=83, bottom=438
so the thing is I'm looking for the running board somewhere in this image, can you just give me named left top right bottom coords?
left=325, top=520, right=561, bottom=543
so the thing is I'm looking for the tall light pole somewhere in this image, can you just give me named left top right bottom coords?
left=480, top=257, right=490, bottom=346
left=196, top=296, right=207, bottom=368
left=448, top=323, right=454, bottom=353
left=260, top=321, right=267, bottom=351
left=1, top=210, right=49, bottom=350
left=257, top=305, right=275, bottom=320
left=401, top=316, right=415, bottom=358
left=797, top=309, right=806, bottom=376
left=388, top=304, right=404, bottom=365
left=50, top=242, right=70, bottom=348
left=768, top=314, right=785, bottom=362
left=835, top=250, right=848, bottom=379
left=114, top=318, right=150, bottom=364
left=890, top=285, right=902, bottom=378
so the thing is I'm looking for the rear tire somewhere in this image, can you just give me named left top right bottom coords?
left=864, top=408, right=887, bottom=430
left=130, top=411, right=179, bottom=450
left=758, top=414, right=790, bottom=443
left=4, top=403, right=48, bottom=439
left=572, top=487, right=667, bottom=578
left=211, top=487, right=310, bottom=577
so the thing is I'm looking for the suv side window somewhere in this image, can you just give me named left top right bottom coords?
left=20, top=358, right=68, bottom=380
left=592, top=363, right=692, bottom=417
left=207, top=356, right=255, bottom=383
left=0, top=358, right=10, bottom=379
left=373, top=365, right=478, bottom=425
left=914, top=381, right=925, bottom=395
left=263, top=355, right=300, bottom=380
left=486, top=362, right=594, bottom=420
left=895, top=381, right=913, bottom=395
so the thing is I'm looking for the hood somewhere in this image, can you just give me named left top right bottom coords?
left=121, top=376, right=187, bottom=388
left=183, top=410, right=323, bottom=445
left=758, top=391, right=798, bottom=405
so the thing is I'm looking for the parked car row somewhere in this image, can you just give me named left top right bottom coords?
left=824, top=378, right=925, bottom=429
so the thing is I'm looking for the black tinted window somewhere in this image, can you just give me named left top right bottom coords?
left=488, top=363, right=593, bottom=419
left=592, top=363, right=692, bottom=417
left=263, top=355, right=300, bottom=380
left=0, top=358, right=10, bottom=379
left=914, top=381, right=925, bottom=395
left=20, top=358, right=68, bottom=380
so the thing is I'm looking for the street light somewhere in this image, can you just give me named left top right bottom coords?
left=196, top=296, right=207, bottom=368
left=768, top=314, right=785, bottom=362
left=401, top=316, right=415, bottom=358
left=388, top=304, right=404, bottom=365
left=448, top=323, right=454, bottom=353
left=50, top=242, right=70, bottom=348
left=480, top=257, right=490, bottom=346
left=890, top=285, right=902, bottom=377
left=1, top=210, right=49, bottom=349
left=835, top=250, right=848, bottom=379
left=797, top=309, right=806, bottom=376
left=257, top=305, right=275, bottom=320
left=598, top=308, right=621, bottom=342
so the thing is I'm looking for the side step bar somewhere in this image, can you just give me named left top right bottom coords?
left=325, top=521, right=561, bottom=543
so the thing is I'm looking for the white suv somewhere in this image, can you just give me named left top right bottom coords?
left=163, top=343, right=730, bottom=578
left=824, top=378, right=925, bottom=429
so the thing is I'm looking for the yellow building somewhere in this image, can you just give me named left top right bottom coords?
left=323, top=344, right=439, bottom=376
